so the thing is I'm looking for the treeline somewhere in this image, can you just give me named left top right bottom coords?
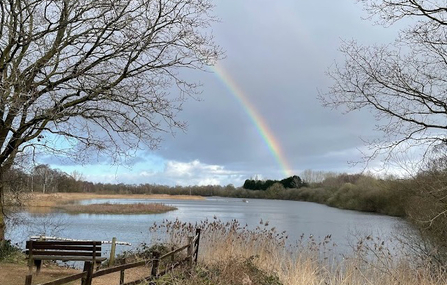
left=2, top=165, right=243, bottom=196
left=4, top=164, right=84, bottom=195
left=242, top=175, right=307, bottom=190
left=2, top=164, right=442, bottom=220
left=4, top=162, right=447, bottom=265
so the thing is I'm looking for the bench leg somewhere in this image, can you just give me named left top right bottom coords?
left=81, top=261, right=93, bottom=285
left=34, top=259, right=42, bottom=275
left=28, top=260, right=32, bottom=274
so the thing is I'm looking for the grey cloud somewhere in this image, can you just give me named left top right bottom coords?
left=46, top=0, right=402, bottom=185
left=152, top=0, right=397, bottom=181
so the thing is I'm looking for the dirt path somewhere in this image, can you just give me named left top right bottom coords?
left=1, top=262, right=151, bottom=285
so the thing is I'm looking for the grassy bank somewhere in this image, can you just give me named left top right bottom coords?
left=60, top=202, right=177, bottom=214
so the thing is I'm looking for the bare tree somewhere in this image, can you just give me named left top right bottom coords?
left=70, top=170, right=83, bottom=182
left=0, top=0, right=221, bottom=242
left=319, top=1, right=447, bottom=254
left=33, top=164, right=54, bottom=194
left=301, top=169, right=337, bottom=184
left=319, top=0, right=447, bottom=165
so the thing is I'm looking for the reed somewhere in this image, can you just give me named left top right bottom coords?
left=150, top=219, right=447, bottom=285
left=60, top=202, right=177, bottom=214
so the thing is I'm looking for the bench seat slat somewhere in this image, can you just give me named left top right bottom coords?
left=28, top=250, right=102, bottom=257
left=32, top=255, right=107, bottom=262
left=26, top=245, right=101, bottom=251
left=26, top=241, right=101, bottom=247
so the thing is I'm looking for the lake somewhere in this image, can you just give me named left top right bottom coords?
left=6, top=197, right=413, bottom=258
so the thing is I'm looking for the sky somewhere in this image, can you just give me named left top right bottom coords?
left=45, top=0, right=405, bottom=187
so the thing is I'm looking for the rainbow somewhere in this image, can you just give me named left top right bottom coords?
left=211, top=64, right=293, bottom=177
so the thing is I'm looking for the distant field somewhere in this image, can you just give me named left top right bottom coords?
left=60, top=202, right=177, bottom=214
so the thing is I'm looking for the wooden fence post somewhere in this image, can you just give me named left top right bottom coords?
left=109, top=237, right=117, bottom=266
left=187, top=236, right=193, bottom=271
left=24, top=274, right=32, bottom=285
left=81, top=261, right=93, bottom=285
left=194, top=229, right=201, bottom=263
left=151, top=251, right=160, bottom=278
left=119, top=269, right=125, bottom=285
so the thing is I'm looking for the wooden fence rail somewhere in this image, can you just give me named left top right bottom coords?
left=26, top=229, right=201, bottom=285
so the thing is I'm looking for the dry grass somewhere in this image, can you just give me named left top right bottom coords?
left=5, top=192, right=203, bottom=213
left=149, top=219, right=447, bottom=285
left=26, top=192, right=204, bottom=205
left=60, top=202, right=177, bottom=214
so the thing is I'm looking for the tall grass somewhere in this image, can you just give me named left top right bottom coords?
left=149, top=219, right=447, bottom=285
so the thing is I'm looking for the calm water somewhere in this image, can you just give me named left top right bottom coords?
left=6, top=197, right=413, bottom=257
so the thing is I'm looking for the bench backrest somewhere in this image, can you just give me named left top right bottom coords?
left=26, top=240, right=102, bottom=259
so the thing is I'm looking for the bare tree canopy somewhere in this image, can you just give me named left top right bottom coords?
left=320, top=0, right=447, bottom=164
left=0, top=0, right=221, bottom=168
left=0, top=0, right=221, bottom=241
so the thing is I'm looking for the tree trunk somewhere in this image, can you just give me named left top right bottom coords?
left=0, top=169, right=5, bottom=244
left=0, top=211, right=5, bottom=244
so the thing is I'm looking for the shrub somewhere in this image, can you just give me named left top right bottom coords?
left=0, top=240, right=22, bottom=262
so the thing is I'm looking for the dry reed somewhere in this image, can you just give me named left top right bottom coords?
left=149, top=219, right=447, bottom=285
left=60, top=202, right=177, bottom=214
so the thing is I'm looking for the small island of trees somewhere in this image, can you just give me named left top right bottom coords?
left=242, top=175, right=307, bottom=190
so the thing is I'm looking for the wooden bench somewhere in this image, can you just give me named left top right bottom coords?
left=26, top=240, right=107, bottom=274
